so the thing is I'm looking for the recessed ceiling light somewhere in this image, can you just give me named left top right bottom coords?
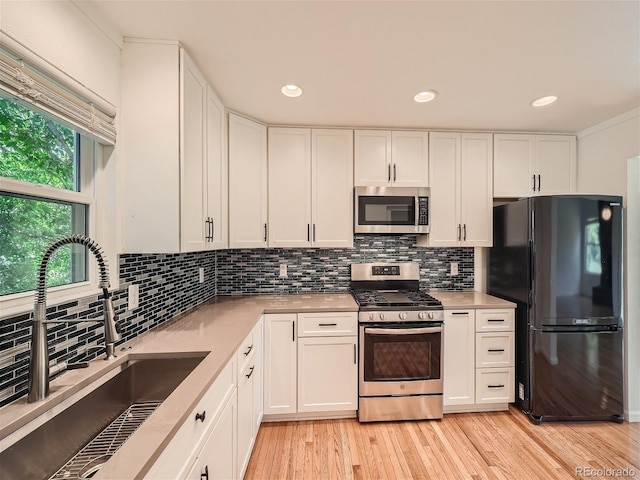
left=281, top=84, right=302, bottom=98
left=414, top=91, right=437, bottom=103
left=530, top=95, right=558, bottom=107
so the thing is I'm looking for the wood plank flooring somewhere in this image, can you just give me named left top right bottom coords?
left=245, top=407, right=640, bottom=480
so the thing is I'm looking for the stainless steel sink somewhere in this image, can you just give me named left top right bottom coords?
left=0, top=355, right=206, bottom=480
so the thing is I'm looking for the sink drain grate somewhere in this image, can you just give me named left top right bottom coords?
left=49, top=401, right=162, bottom=480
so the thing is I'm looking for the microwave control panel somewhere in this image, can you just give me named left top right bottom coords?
left=418, top=197, right=429, bottom=226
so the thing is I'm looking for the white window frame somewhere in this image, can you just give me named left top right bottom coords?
left=0, top=121, right=113, bottom=317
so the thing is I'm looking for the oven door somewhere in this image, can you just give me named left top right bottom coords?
left=359, top=322, right=443, bottom=396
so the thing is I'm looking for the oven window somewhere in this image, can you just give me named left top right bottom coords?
left=363, top=328, right=441, bottom=381
left=358, top=196, right=415, bottom=225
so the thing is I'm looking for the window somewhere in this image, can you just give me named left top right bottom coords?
left=0, top=95, right=95, bottom=297
left=585, top=221, right=602, bottom=275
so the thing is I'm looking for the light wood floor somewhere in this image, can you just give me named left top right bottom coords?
left=245, top=407, right=640, bottom=480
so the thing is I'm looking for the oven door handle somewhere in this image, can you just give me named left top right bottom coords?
left=364, top=326, right=442, bottom=335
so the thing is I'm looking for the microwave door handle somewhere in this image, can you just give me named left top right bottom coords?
left=415, top=198, right=420, bottom=227
left=365, top=327, right=442, bottom=335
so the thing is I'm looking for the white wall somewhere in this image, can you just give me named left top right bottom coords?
left=578, top=112, right=640, bottom=422
left=0, top=0, right=121, bottom=108
left=625, top=157, right=640, bottom=422
left=577, top=109, right=640, bottom=201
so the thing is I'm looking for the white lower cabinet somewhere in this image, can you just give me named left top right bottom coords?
left=147, top=319, right=264, bottom=480
left=443, top=310, right=476, bottom=406
left=297, top=336, right=358, bottom=413
left=185, top=389, right=237, bottom=480
left=237, top=318, right=263, bottom=479
left=443, top=307, right=515, bottom=413
left=264, top=312, right=358, bottom=419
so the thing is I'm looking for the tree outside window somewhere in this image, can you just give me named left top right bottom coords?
left=0, top=96, right=89, bottom=296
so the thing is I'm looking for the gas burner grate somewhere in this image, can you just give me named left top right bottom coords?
left=49, top=401, right=162, bottom=480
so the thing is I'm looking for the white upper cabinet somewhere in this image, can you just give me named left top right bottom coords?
left=312, top=129, right=354, bottom=248
left=268, top=128, right=354, bottom=248
left=268, top=128, right=312, bottom=248
left=425, top=132, right=493, bottom=247
left=205, top=86, right=227, bottom=250
left=493, top=134, right=576, bottom=197
left=121, top=40, right=226, bottom=253
left=354, top=130, right=428, bottom=187
left=228, top=113, right=268, bottom=248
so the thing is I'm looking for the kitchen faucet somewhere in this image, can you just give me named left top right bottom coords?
left=28, top=234, right=121, bottom=403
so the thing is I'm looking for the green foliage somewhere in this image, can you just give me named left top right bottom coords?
left=0, top=97, right=83, bottom=296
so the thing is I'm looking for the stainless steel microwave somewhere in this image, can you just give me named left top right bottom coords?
left=355, top=186, right=430, bottom=234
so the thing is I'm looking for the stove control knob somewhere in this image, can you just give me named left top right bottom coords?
left=428, top=312, right=435, bottom=320
left=379, top=313, right=386, bottom=321
left=418, top=312, right=427, bottom=320
left=399, top=312, right=408, bottom=320
left=369, top=313, right=376, bottom=321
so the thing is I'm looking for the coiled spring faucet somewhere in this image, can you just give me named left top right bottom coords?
left=28, top=235, right=121, bottom=403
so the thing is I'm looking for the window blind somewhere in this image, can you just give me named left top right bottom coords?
left=0, top=49, right=116, bottom=145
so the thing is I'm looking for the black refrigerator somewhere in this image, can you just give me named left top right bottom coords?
left=488, top=195, right=624, bottom=423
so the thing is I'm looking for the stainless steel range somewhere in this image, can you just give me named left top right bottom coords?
left=351, top=262, right=444, bottom=422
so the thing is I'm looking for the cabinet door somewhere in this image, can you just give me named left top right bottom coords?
left=237, top=360, right=256, bottom=479
left=535, top=135, right=576, bottom=194
left=428, top=132, right=460, bottom=246
left=252, top=318, right=264, bottom=431
left=354, top=130, right=392, bottom=186
left=312, top=129, right=354, bottom=248
left=297, top=336, right=358, bottom=413
left=493, top=134, right=535, bottom=197
left=268, top=128, right=312, bottom=247
left=205, top=86, right=227, bottom=250
left=460, top=133, right=493, bottom=246
left=180, top=49, right=208, bottom=252
left=228, top=114, right=268, bottom=248
left=443, top=310, right=476, bottom=407
left=264, top=314, right=297, bottom=415
left=391, top=131, right=429, bottom=187
left=185, top=390, right=237, bottom=480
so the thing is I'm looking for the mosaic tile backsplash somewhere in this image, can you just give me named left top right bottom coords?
left=0, top=235, right=473, bottom=407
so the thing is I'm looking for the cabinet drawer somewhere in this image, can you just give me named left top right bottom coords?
left=476, top=332, right=514, bottom=367
left=237, top=322, right=260, bottom=373
left=298, top=312, right=357, bottom=337
left=145, top=357, right=236, bottom=479
left=475, top=309, right=514, bottom=332
left=475, top=367, right=514, bottom=404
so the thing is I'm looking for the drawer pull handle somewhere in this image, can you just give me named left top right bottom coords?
left=246, top=366, right=255, bottom=379
left=451, top=312, right=470, bottom=316
left=201, top=465, right=209, bottom=480
left=318, top=323, right=337, bottom=327
left=488, top=384, right=505, bottom=389
left=488, top=348, right=505, bottom=353
left=195, top=411, right=206, bottom=422
left=487, top=319, right=505, bottom=322
left=244, top=345, right=253, bottom=356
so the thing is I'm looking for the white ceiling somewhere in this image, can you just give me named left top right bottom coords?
left=84, top=0, right=640, bottom=133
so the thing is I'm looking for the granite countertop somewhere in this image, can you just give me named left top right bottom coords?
left=0, top=293, right=358, bottom=480
left=429, top=291, right=517, bottom=309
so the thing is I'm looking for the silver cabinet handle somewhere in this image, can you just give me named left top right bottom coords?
left=388, top=164, right=391, bottom=182
left=313, top=224, right=316, bottom=242
left=243, top=345, right=253, bottom=356
left=393, top=163, right=397, bottom=182
left=264, top=223, right=268, bottom=242
left=488, top=348, right=505, bottom=353
left=457, top=224, right=461, bottom=241
left=488, top=384, right=505, bottom=389
left=365, top=326, right=442, bottom=335
left=537, top=174, right=541, bottom=191
left=318, top=323, right=337, bottom=327
left=463, top=224, right=467, bottom=241
left=353, top=343, right=357, bottom=364
left=245, top=366, right=255, bottom=379
left=532, top=174, right=536, bottom=191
